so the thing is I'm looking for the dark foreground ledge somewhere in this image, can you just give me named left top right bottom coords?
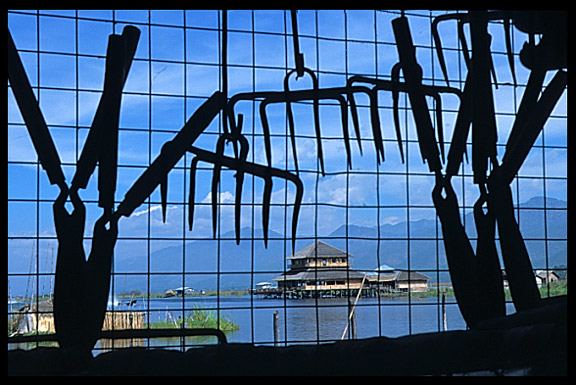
left=8, top=298, right=567, bottom=376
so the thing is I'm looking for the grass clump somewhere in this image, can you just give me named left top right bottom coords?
left=149, top=305, right=239, bottom=332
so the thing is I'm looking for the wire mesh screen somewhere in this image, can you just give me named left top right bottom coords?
left=8, top=10, right=567, bottom=353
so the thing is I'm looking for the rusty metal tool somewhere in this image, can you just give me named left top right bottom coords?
left=114, top=91, right=226, bottom=220
left=188, top=144, right=303, bottom=250
left=472, top=188, right=506, bottom=320
left=72, top=26, right=140, bottom=195
left=486, top=69, right=566, bottom=312
left=469, top=11, right=498, bottom=185
left=282, top=67, right=322, bottom=174
left=498, top=69, right=567, bottom=185
left=8, top=29, right=66, bottom=190
left=432, top=177, right=485, bottom=327
left=432, top=11, right=510, bottom=88
left=392, top=15, right=442, bottom=175
left=263, top=81, right=350, bottom=173
left=227, top=84, right=353, bottom=175
left=346, top=73, right=463, bottom=166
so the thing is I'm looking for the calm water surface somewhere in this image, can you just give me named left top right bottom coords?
left=9, top=295, right=515, bottom=352
left=127, top=295, right=476, bottom=345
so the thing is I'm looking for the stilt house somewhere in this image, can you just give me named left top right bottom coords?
left=273, top=241, right=365, bottom=291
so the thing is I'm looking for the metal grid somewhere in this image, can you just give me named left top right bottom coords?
left=8, top=9, right=567, bottom=352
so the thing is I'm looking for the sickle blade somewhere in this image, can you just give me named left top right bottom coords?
left=211, top=163, right=222, bottom=239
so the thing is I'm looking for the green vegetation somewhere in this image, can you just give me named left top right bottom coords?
left=147, top=306, right=239, bottom=333
left=416, top=281, right=567, bottom=300
left=539, top=280, right=567, bottom=298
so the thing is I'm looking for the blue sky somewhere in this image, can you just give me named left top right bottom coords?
left=7, top=10, right=567, bottom=295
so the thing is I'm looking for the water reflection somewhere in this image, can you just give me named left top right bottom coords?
left=138, top=295, right=470, bottom=345
left=10, top=295, right=515, bottom=353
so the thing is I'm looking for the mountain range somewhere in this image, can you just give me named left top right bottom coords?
left=113, top=196, right=567, bottom=293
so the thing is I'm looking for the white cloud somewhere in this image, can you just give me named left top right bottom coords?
left=201, top=190, right=235, bottom=204
left=132, top=204, right=164, bottom=217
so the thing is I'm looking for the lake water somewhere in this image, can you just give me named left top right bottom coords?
left=108, top=294, right=483, bottom=347
left=9, top=294, right=516, bottom=352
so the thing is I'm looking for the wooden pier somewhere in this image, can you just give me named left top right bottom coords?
left=11, top=300, right=144, bottom=335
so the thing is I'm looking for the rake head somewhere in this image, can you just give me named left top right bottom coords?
left=187, top=131, right=303, bottom=251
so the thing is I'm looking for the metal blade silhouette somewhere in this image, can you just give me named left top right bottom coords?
left=8, top=29, right=66, bottom=189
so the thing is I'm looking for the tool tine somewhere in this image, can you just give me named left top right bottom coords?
left=392, top=94, right=404, bottom=164
left=259, top=101, right=273, bottom=168
left=369, top=90, right=385, bottom=164
left=432, top=92, right=445, bottom=163
left=312, top=97, right=325, bottom=176
left=262, top=176, right=273, bottom=248
left=286, top=101, right=300, bottom=175
left=188, top=157, right=199, bottom=231
left=160, top=173, right=168, bottom=223
left=233, top=134, right=250, bottom=242
left=457, top=20, right=471, bottom=69
left=391, top=63, right=404, bottom=163
left=503, top=18, right=517, bottom=87
left=234, top=168, right=244, bottom=245
left=346, top=84, right=364, bottom=155
left=233, top=113, right=244, bottom=159
left=291, top=176, right=303, bottom=255
left=486, top=34, right=498, bottom=89
left=432, top=18, right=450, bottom=87
left=336, top=94, right=352, bottom=168
left=211, top=163, right=222, bottom=239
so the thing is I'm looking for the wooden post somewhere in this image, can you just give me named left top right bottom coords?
left=273, top=310, right=279, bottom=346
left=341, top=274, right=367, bottom=340
left=442, top=292, right=447, bottom=332
left=351, top=305, right=357, bottom=339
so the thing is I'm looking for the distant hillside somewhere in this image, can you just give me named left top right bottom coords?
left=114, top=196, right=567, bottom=293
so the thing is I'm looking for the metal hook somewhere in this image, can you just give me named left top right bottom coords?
left=432, top=11, right=512, bottom=89
left=345, top=77, right=385, bottom=163
left=209, top=131, right=249, bottom=240
left=283, top=67, right=323, bottom=175
left=290, top=10, right=305, bottom=78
